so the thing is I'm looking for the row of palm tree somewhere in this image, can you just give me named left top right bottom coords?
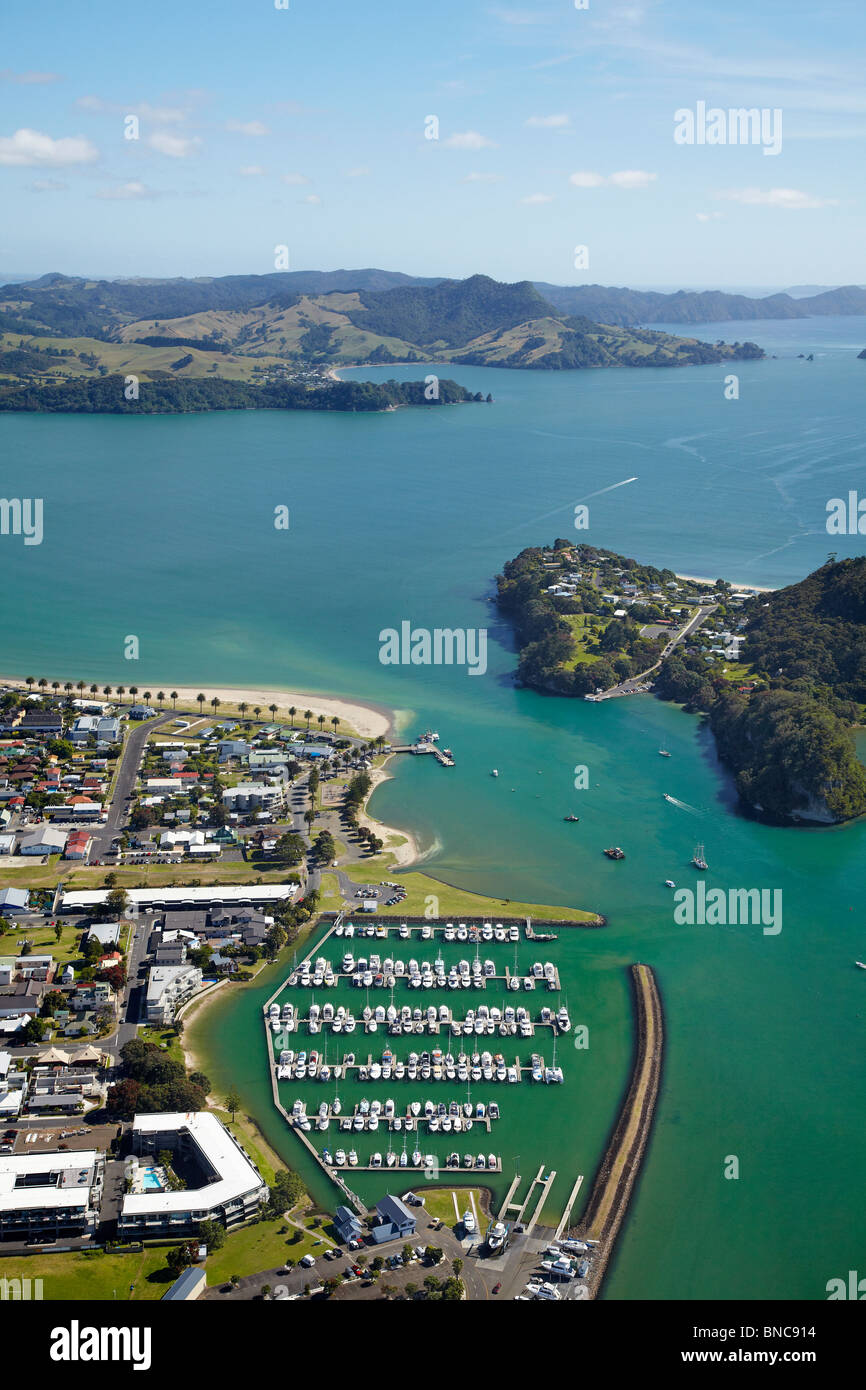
left=21, top=676, right=349, bottom=741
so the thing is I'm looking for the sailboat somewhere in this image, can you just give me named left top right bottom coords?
left=658, top=746, right=671, bottom=757
left=692, top=843, right=708, bottom=870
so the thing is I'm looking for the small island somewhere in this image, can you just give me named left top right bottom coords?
left=497, top=543, right=866, bottom=825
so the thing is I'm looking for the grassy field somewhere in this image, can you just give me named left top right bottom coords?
left=139, top=1025, right=185, bottom=1066
left=1, top=917, right=86, bottom=966
left=333, top=865, right=601, bottom=923
left=204, top=1214, right=322, bottom=1285
left=0, top=1245, right=175, bottom=1301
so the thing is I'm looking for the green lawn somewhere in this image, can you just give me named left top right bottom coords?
left=334, top=865, right=601, bottom=923
left=204, top=1215, right=321, bottom=1285
left=418, top=1187, right=487, bottom=1230
left=0, top=1246, right=175, bottom=1301
left=139, top=1026, right=185, bottom=1066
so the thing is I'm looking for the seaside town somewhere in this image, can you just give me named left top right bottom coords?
left=0, top=677, right=655, bottom=1303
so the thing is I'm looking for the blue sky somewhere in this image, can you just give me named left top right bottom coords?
left=1, top=0, right=863, bottom=287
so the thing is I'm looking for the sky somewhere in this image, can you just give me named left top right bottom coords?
left=1, top=0, right=864, bottom=288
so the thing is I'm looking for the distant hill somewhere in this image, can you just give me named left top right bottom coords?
left=0, top=270, right=764, bottom=396
left=533, top=281, right=866, bottom=325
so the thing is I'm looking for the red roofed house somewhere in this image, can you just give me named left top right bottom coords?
left=64, top=830, right=93, bottom=860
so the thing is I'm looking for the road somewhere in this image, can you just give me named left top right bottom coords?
left=86, top=712, right=175, bottom=862
left=591, top=603, right=716, bottom=700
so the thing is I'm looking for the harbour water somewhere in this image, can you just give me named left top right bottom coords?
left=2, top=315, right=865, bottom=1299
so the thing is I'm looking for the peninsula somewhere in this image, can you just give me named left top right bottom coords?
left=497, top=543, right=866, bottom=825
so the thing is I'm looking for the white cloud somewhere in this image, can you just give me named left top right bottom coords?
left=521, top=192, right=554, bottom=204
left=239, top=165, right=266, bottom=177
left=463, top=171, right=503, bottom=183
left=0, top=128, right=98, bottom=167
left=29, top=178, right=67, bottom=192
left=281, top=172, right=310, bottom=185
left=715, top=186, right=837, bottom=210
left=696, top=211, right=723, bottom=222
left=346, top=166, right=370, bottom=177
left=0, top=70, right=61, bottom=85
left=569, top=169, right=656, bottom=189
left=443, top=130, right=498, bottom=150
left=95, top=181, right=156, bottom=200
left=608, top=169, right=657, bottom=189
left=226, top=120, right=270, bottom=136
left=148, top=131, right=201, bottom=158
left=525, top=114, right=569, bottom=128
left=300, top=193, right=321, bottom=204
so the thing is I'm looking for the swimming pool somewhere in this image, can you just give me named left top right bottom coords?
left=142, top=1167, right=165, bottom=1191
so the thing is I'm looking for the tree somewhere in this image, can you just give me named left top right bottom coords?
left=402, top=1243, right=413, bottom=1265
left=171, top=691, right=178, bottom=708
left=22, top=1016, right=45, bottom=1044
left=225, top=1087, right=242, bottom=1120
left=157, top=691, right=165, bottom=708
left=197, top=1219, right=226, bottom=1251
left=304, top=709, right=313, bottom=732
left=166, top=1244, right=196, bottom=1275
left=269, top=703, right=277, bottom=720
left=253, top=706, right=261, bottom=720
left=331, top=716, right=339, bottom=737
left=197, top=693, right=205, bottom=714
left=53, top=923, right=62, bottom=942
left=190, top=1071, right=211, bottom=1094
left=239, top=702, right=248, bottom=719
left=288, top=705, right=296, bottom=726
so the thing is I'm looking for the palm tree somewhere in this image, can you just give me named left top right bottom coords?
left=268, top=703, right=277, bottom=721
left=317, top=714, right=326, bottom=736
left=116, top=685, right=125, bottom=704
left=197, top=694, right=205, bottom=715
left=37, top=678, right=47, bottom=697
left=157, top=692, right=165, bottom=709
left=90, top=684, right=98, bottom=697
left=331, top=716, right=339, bottom=738
left=102, top=686, right=112, bottom=701
left=239, top=702, right=248, bottom=720
left=143, top=691, right=152, bottom=705
left=51, top=681, right=60, bottom=696
left=129, top=686, right=138, bottom=704
left=170, top=691, right=178, bottom=709
left=288, top=705, right=297, bottom=727
left=25, top=677, right=35, bottom=691
left=304, top=709, right=313, bottom=733
left=253, top=706, right=262, bottom=721
left=211, top=697, right=221, bottom=715
left=76, top=681, right=85, bottom=695
left=63, top=682, right=73, bottom=697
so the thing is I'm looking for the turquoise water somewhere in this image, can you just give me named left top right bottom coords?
left=2, top=313, right=865, bottom=1299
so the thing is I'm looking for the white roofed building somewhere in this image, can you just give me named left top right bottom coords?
left=118, top=1112, right=268, bottom=1239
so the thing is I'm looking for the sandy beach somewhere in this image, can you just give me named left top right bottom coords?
left=0, top=674, right=391, bottom=742
left=177, top=982, right=231, bottom=1078
left=675, top=573, right=777, bottom=593
left=354, top=758, right=421, bottom=868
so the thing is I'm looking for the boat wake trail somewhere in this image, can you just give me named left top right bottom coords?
left=663, top=795, right=705, bottom=816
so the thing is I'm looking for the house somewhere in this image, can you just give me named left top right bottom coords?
left=18, top=826, right=68, bottom=857
left=118, top=1112, right=268, bottom=1239
left=334, top=1203, right=364, bottom=1244
left=128, top=705, right=157, bottom=719
left=71, top=981, right=115, bottom=1013
left=70, top=715, right=121, bottom=746
left=155, top=941, right=187, bottom=966
left=145, top=963, right=202, bottom=1023
left=371, top=1193, right=417, bottom=1244
left=0, top=887, right=30, bottom=914
left=218, top=740, right=252, bottom=763
left=0, top=980, right=46, bottom=1018
left=209, top=952, right=237, bottom=975
left=0, top=833, right=16, bottom=855
left=64, top=830, right=93, bottom=860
